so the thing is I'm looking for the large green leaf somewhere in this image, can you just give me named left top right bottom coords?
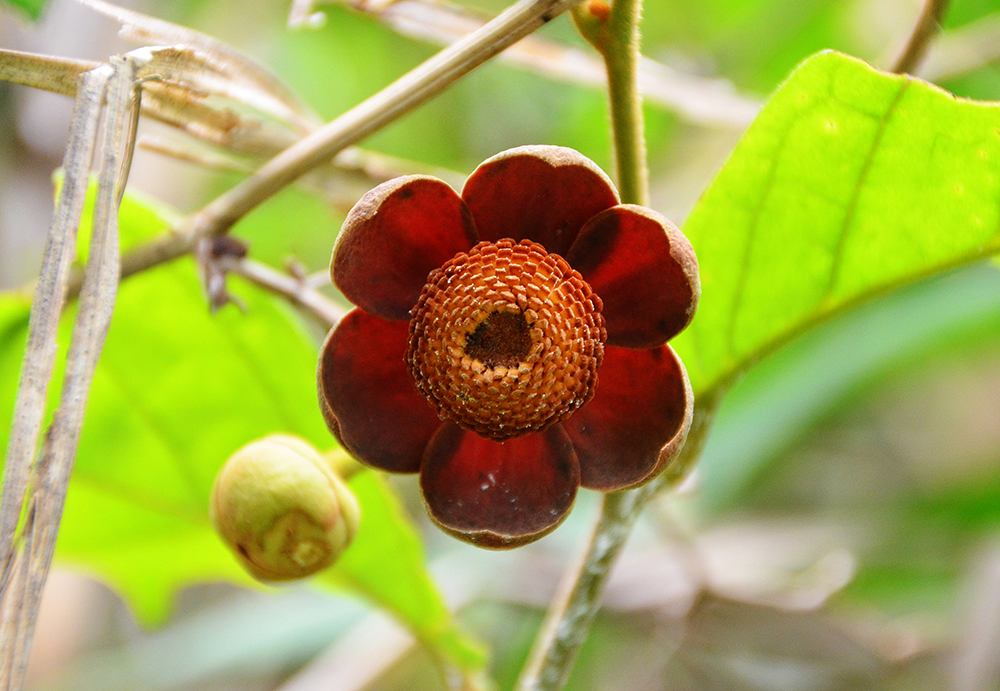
left=673, top=51, right=1000, bottom=402
left=0, top=184, right=483, bottom=673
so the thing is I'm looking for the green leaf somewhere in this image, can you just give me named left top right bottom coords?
left=319, top=470, right=487, bottom=671
left=0, top=183, right=483, bottom=674
left=1, top=0, right=49, bottom=21
left=73, top=175, right=183, bottom=260
left=673, top=51, right=1000, bottom=401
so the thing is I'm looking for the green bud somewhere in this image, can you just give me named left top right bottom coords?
left=571, top=0, right=611, bottom=53
left=210, top=435, right=360, bottom=582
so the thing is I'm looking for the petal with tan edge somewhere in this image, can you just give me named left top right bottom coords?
left=566, top=205, right=700, bottom=349
left=332, top=176, right=478, bottom=321
left=420, top=424, right=580, bottom=549
left=563, top=345, right=692, bottom=491
left=461, top=146, right=619, bottom=257
left=318, top=308, right=442, bottom=473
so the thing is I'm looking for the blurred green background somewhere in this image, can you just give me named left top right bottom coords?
left=3, top=0, right=1000, bottom=689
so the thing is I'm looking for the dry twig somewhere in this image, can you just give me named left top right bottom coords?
left=0, top=49, right=142, bottom=690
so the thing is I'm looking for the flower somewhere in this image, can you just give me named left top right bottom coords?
left=318, top=145, right=699, bottom=549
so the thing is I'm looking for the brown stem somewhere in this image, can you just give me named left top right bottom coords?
left=891, top=0, right=952, bottom=74
left=224, top=258, right=345, bottom=329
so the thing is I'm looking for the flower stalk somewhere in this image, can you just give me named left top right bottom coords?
left=516, top=487, right=652, bottom=691
left=572, top=0, right=649, bottom=206
left=604, top=0, right=649, bottom=206
left=516, top=0, right=660, bottom=688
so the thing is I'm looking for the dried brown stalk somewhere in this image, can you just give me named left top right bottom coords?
left=0, top=47, right=140, bottom=689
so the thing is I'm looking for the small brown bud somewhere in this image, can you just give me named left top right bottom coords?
left=210, top=435, right=360, bottom=582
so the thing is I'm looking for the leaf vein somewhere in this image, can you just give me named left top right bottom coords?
left=822, top=77, right=912, bottom=300
left=723, top=126, right=799, bottom=361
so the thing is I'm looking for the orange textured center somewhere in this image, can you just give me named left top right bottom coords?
left=406, top=238, right=606, bottom=441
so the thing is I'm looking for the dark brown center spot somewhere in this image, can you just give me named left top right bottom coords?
left=464, top=311, right=532, bottom=369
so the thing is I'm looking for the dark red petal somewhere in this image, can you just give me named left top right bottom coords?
left=318, top=308, right=442, bottom=473
left=332, top=176, right=478, bottom=321
left=421, top=424, right=580, bottom=549
left=566, top=205, right=700, bottom=349
left=461, top=146, right=619, bottom=256
left=563, top=345, right=693, bottom=491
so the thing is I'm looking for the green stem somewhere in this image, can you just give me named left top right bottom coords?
left=604, top=0, right=648, bottom=206
left=515, top=2, right=652, bottom=689
left=515, top=488, right=652, bottom=691
left=515, top=400, right=715, bottom=691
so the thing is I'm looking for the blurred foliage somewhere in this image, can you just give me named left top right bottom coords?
left=0, top=0, right=48, bottom=20
left=698, top=263, right=1000, bottom=514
